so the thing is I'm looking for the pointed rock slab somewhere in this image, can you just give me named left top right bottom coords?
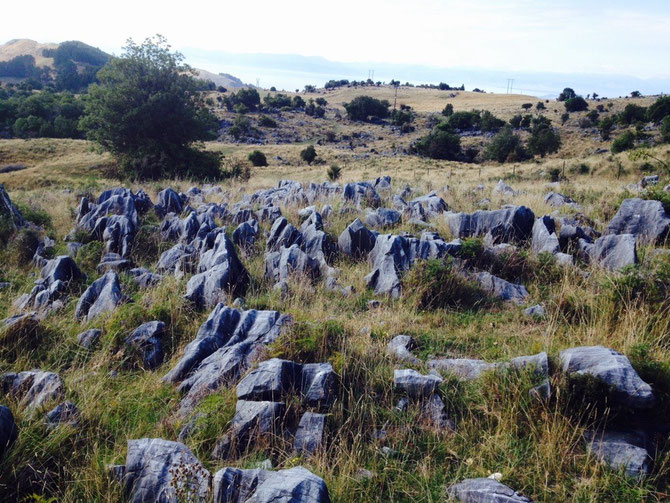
left=77, top=328, right=101, bottom=349
left=213, top=466, right=330, bottom=503
left=125, top=321, right=165, bottom=370
left=531, top=216, right=560, bottom=255
left=422, top=394, right=455, bottom=431
left=123, top=438, right=210, bottom=503
left=45, top=401, right=79, bottom=427
left=387, top=335, right=420, bottom=365
left=1, top=370, right=64, bottom=412
left=559, top=346, right=654, bottom=409
left=343, top=181, right=381, bottom=208
left=472, top=272, right=528, bottom=304
left=585, top=430, right=651, bottom=478
left=264, top=245, right=321, bottom=283
left=294, top=412, right=326, bottom=455
left=128, top=267, right=163, bottom=288
left=445, top=205, right=535, bottom=243
left=605, top=198, right=670, bottom=244
left=266, top=217, right=303, bottom=253
left=40, top=256, right=83, bottom=285
left=338, top=218, right=377, bottom=258
left=224, top=400, right=286, bottom=456
left=155, top=187, right=185, bottom=217
left=544, top=191, right=579, bottom=208
left=365, top=208, right=402, bottom=229
left=0, top=185, right=26, bottom=229
left=0, top=405, right=17, bottom=457
left=447, top=478, right=533, bottom=502
left=75, top=271, right=126, bottom=321
left=590, top=234, right=637, bottom=271
left=164, top=305, right=291, bottom=414
left=301, top=363, right=338, bottom=410
left=232, top=220, right=259, bottom=249
left=394, top=369, right=443, bottom=399
left=236, top=359, right=302, bottom=401
left=409, top=192, right=449, bottom=219
left=157, top=243, right=197, bottom=276
left=365, top=234, right=414, bottom=298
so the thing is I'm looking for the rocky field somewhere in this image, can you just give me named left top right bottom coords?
left=0, top=129, right=669, bottom=501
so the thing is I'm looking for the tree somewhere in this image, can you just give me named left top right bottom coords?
left=564, top=96, right=588, bottom=112
left=301, top=145, right=317, bottom=164
left=558, top=88, right=576, bottom=101
left=630, top=90, right=642, bottom=98
left=527, top=124, right=561, bottom=157
left=80, top=35, right=220, bottom=180
left=411, top=129, right=462, bottom=160
left=647, top=96, right=670, bottom=123
left=598, top=116, right=615, bottom=140
left=521, top=103, right=533, bottom=111
left=611, top=131, right=636, bottom=153
left=441, top=103, right=454, bottom=117
left=662, top=116, right=670, bottom=142
left=536, top=101, right=546, bottom=111
left=343, top=96, right=390, bottom=121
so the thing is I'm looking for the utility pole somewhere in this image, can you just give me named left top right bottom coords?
left=506, top=79, right=514, bottom=94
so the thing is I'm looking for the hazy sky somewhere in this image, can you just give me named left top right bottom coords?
left=5, top=0, right=670, bottom=78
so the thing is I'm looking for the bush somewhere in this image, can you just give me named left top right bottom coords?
left=484, top=127, right=527, bottom=163
left=528, top=125, right=561, bottom=157
left=560, top=112, right=570, bottom=125
left=327, top=164, right=341, bottom=181
left=258, top=115, right=277, bottom=128
left=509, top=115, right=522, bottom=129
left=647, top=96, right=670, bottom=123
left=404, top=259, right=488, bottom=310
left=300, top=145, right=317, bottom=164
left=536, top=102, right=546, bottom=110
left=599, top=116, right=615, bottom=140
left=611, top=131, right=636, bottom=153
left=411, top=129, right=462, bottom=160
left=231, top=88, right=260, bottom=111
left=343, top=96, right=390, bottom=121
left=619, top=104, right=647, bottom=125
left=558, top=88, right=576, bottom=101
left=564, top=96, right=588, bottom=112
left=446, top=110, right=480, bottom=130
left=248, top=150, right=268, bottom=167
left=662, top=116, right=670, bottom=142
left=80, top=36, right=220, bottom=180
left=479, top=110, right=505, bottom=132
left=441, top=103, right=454, bottom=116
left=390, top=109, right=414, bottom=127
left=521, top=103, right=533, bottom=111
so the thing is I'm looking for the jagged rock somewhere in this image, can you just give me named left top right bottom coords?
left=97, top=252, right=133, bottom=273
left=365, top=234, right=413, bottom=298
left=523, top=304, right=546, bottom=318
left=445, top=206, right=535, bottom=243
left=232, top=220, right=259, bottom=249
left=258, top=205, right=284, bottom=224
left=298, top=205, right=317, bottom=219
left=365, top=208, right=402, bottom=229
left=155, top=187, right=185, bottom=217
left=294, top=412, right=326, bottom=455
left=387, top=335, right=420, bottom=364
left=493, top=179, right=517, bottom=196
left=41, top=256, right=82, bottom=285
left=509, top=352, right=549, bottom=377
left=589, top=234, right=637, bottom=271
left=264, top=245, right=321, bottom=283
left=321, top=204, right=333, bottom=219
left=409, top=192, right=448, bottom=219
left=1, top=370, right=64, bottom=411
left=301, top=363, right=337, bottom=410
left=122, top=438, right=210, bottom=503
left=0, top=185, right=26, bottom=229
left=164, top=305, right=291, bottom=414
left=343, top=181, right=381, bottom=208
left=585, top=430, right=651, bottom=478
left=557, top=216, right=599, bottom=253
left=544, top=191, right=578, bottom=208
left=605, top=198, right=670, bottom=244
left=1, top=312, right=40, bottom=347
left=218, top=400, right=286, bottom=457
left=394, top=369, right=442, bottom=398
left=531, top=216, right=560, bottom=255
left=125, top=321, right=165, bottom=370
left=157, top=243, right=197, bottom=275
left=472, top=272, right=528, bottom=304
left=236, top=359, right=302, bottom=401
left=559, top=346, right=654, bottom=409
left=427, top=358, right=499, bottom=380
left=185, top=232, right=249, bottom=309
left=77, top=328, right=101, bottom=349
left=422, top=394, right=455, bottom=430
left=75, top=271, right=126, bottom=321
left=266, top=218, right=303, bottom=253
left=45, top=401, right=79, bottom=426
left=0, top=405, right=17, bottom=457
left=447, top=478, right=533, bottom=502
left=212, top=466, right=330, bottom=503
left=128, top=267, right=163, bottom=288
left=338, top=219, right=377, bottom=258
left=300, top=211, right=323, bottom=232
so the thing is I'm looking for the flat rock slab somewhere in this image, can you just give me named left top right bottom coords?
left=447, top=477, right=533, bottom=502
left=394, top=369, right=443, bottom=398
left=585, top=430, right=651, bottom=478
left=559, top=346, right=654, bottom=409
left=605, top=198, right=670, bottom=244
left=213, top=465, right=330, bottom=503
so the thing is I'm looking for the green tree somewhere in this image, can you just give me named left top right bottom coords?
left=343, top=96, right=390, bottom=121
left=248, top=150, right=268, bottom=167
left=564, top=96, right=588, bottom=112
left=80, top=35, right=220, bottom=180
left=647, top=96, right=670, bottom=123
left=484, top=127, right=527, bottom=163
left=411, top=129, right=462, bottom=160
left=611, top=131, right=636, bottom=153
left=527, top=124, right=561, bottom=157
left=558, top=88, right=576, bottom=101
left=441, top=103, right=454, bottom=116
left=301, top=145, right=317, bottom=164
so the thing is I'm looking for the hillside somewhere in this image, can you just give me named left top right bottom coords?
left=0, top=39, right=57, bottom=67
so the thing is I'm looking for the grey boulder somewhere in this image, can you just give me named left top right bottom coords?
left=0, top=405, right=17, bottom=457
left=585, top=430, right=651, bottom=478
left=447, top=478, right=533, bottom=502
left=394, top=369, right=442, bottom=398
left=387, top=335, right=420, bottom=364
left=125, top=321, right=165, bottom=370
left=1, top=370, right=64, bottom=412
left=75, top=271, right=126, bottom=321
left=294, top=412, right=326, bottom=455
left=338, top=219, right=377, bottom=258
left=77, top=328, right=101, bottom=349
left=236, top=358, right=302, bottom=401
left=605, top=198, right=670, bottom=244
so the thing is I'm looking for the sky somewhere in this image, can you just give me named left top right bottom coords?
left=4, top=0, right=670, bottom=79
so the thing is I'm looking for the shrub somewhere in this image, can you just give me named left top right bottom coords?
left=390, top=109, right=414, bottom=127
left=560, top=112, right=570, bottom=125
left=446, top=110, right=480, bottom=130
left=611, top=131, right=636, bottom=153
left=536, top=102, right=546, bottom=110
left=484, top=127, right=527, bottom=163
left=479, top=110, right=505, bottom=132
left=662, top=116, right=670, bottom=142
left=441, top=103, right=454, bottom=116
left=564, top=96, right=588, bottom=112
left=528, top=125, right=561, bottom=157
left=509, top=115, right=522, bottom=129
left=258, top=115, right=277, bottom=128
left=343, top=96, right=390, bottom=121
left=292, top=96, right=306, bottom=108
left=232, top=88, right=260, bottom=111
left=80, top=36, right=220, bottom=180
left=404, top=259, right=488, bottom=311
left=248, top=150, right=268, bottom=167
left=586, top=110, right=600, bottom=123
left=521, top=103, right=533, bottom=111
left=647, top=96, right=670, bottom=123
left=300, top=145, right=317, bottom=164
left=411, top=129, right=462, bottom=160
left=619, top=104, right=646, bottom=125
left=327, top=164, right=341, bottom=181
left=598, top=116, right=615, bottom=140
